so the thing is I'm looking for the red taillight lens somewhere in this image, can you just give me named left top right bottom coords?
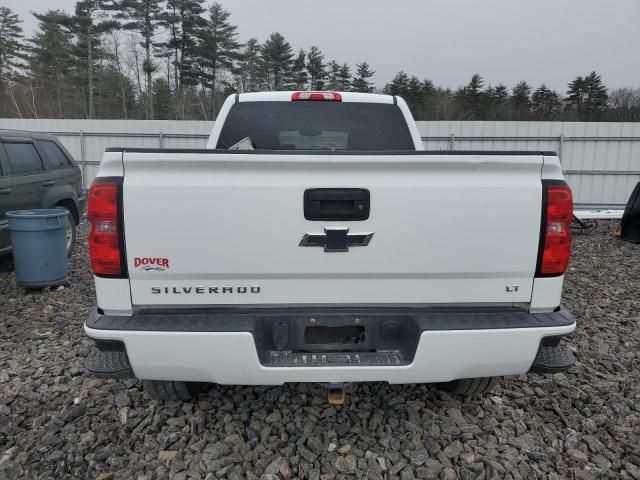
left=88, top=177, right=126, bottom=277
left=537, top=182, right=573, bottom=276
left=292, top=91, right=342, bottom=102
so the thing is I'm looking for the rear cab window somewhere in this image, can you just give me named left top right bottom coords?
left=39, top=140, right=73, bottom=170
left=2, top=142, right=44, bottom=175
left=217, top=101, right=415, bottom=151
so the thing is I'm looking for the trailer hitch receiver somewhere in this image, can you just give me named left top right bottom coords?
left=327, top=383, right=346, bottom=406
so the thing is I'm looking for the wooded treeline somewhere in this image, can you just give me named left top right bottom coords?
left=1, top=2, right=639, bottom=121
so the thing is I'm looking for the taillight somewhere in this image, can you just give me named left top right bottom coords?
left=292, top=91, right=342, bottom=102
left=536, top=181, right=573, bottom=277
left=88, top=177, right=127, bottom=277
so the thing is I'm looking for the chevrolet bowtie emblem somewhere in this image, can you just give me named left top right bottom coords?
left=299, top=228, right=374, bottom=252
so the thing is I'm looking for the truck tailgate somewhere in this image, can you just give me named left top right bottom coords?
left=121, top=151, right=543, bottom=307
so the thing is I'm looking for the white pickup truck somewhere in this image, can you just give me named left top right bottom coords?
left=84, top=91, right=576, bottom=401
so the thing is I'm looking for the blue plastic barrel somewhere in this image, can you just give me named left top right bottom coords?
left=6, top=209, right=69, bottom=288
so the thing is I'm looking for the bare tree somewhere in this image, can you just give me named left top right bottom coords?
left=126, top=33, right=144, bottom=100
left=6, top=80, right=23, bottom=117
left=608, top=87, right=640, bottom=121
left=25, top=77, right=38, bottom=118
left=107, top=31, right=129, bottom=118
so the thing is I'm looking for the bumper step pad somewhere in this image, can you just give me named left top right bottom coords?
left=268, top=351, right=407, bottom=367
left=530, top=344, right=575, bottom=373
left=84, top=350, right=134, bottom=379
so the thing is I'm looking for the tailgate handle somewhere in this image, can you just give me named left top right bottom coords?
left=304, top=188, right=370, bottom=221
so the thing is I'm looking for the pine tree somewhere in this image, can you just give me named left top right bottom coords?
left=290, top=49, right=307, bottom=89
left=337, top=63, right=351, bottom=90
left=418, top=79, right=438, bottom=119
left=195, top=2, right=241, bottom=117
left=60, top=0, right=119, bottom=119
left=115, top=0, right=163, bottom=119
left=384, top=71, right=410, bottom=96
left=566, top=75, right=586, bottom=112
left=566, top=72, right=608, bottom=120
left=466, top=74, right=484, bottom=94
left=260, top=32, right=294, bottom=90
left=531, top=84, right=561, bottom=118
left=422, top=79, right=436, bottom=95
left=491, top=84, right=509, bottom=101
left=234, top=38, right=262, bottom=92
left=384, top=72, right=438, bottom=117
left=325, top=60, right=341, bottom=90
left=0, top=7, right=24, bottom=82
left=510, top=81, right=531, bottom=119
left=94, top=65, right=136, bottom=119
left=29, top=10, right=74, bottom=117
left=484, top=83, right=509, bottom=119
left=306, top=46, right=325, bottom=90
left=158, top=0, right=205, bottom=117
left=406, top=76, right=424, bottom=106
left=351, top=62, right=374, bottom=92
left=455, top=73, right=485, bottom=119
left=152, top=77, right=171, bottom=118
left=583, top=71, right=608, bottom=118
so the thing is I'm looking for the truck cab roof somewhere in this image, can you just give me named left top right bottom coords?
left=235, top=91, right=398, bottom=104
left=208, top=91, right=423, bottom=150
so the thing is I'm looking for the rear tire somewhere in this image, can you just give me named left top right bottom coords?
left=438, top=376, right=500, bottom=397
left=142, top=380, right=206, bottom=401
left=55, top=205, right=77, bottom=257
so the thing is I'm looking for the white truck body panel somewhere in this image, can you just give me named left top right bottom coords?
left=94, top=277, right=132, bottom=315
left=529, top=276, right=564, bottom=312
left=120, top=151, right=543, bottom=307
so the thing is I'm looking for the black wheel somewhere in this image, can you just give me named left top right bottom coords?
left=142, top=380, right=207, bottom=401
left=438, top=377, right=500, bottom=396
left=55, top=206, right=77, bottom=257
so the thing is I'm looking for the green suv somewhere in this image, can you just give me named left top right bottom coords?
left=0, top=130, right=85, bottom=256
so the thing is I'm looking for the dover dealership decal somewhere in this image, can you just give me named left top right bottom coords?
left=134, top=257, right=170, bottom=271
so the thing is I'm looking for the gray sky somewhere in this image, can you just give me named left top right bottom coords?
left=5, top=0, right=640, bottom=93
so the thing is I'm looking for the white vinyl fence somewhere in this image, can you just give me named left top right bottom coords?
left=1, top=118, right=639, bottom=208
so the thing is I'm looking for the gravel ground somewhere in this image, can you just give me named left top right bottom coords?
left=0, top=221, right=638, bottom=480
